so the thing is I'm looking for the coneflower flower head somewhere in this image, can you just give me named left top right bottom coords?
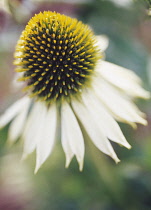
left=14, top=11, right=101, bottom=103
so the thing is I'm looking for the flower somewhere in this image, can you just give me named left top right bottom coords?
left=0, top=11, right=150, bottom=173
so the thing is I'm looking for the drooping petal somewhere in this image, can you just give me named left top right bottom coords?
left=0, top=96, right=30, bottom=128
left=96, top=60, right=150, bottom=99
left=81, top=90, right=131, bottom=149
left=95, top=35, right=109, bottom=52
left=61, top=101, right=85, bottom=171
left=72, top=98, right=120, bottom=163
left=8, top=98, right=31, bottom=143
left=61, top=120, right=74, bottom=169
left=22, top=102, right=47, bottom=159
left=35, top=103, right=57, bottom=173
left=92, top=77, right=147, bottom=127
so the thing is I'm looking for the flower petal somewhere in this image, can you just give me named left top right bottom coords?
left=61, top=120, right=74, bottom=169
left=0, top=96, right=30, bottom=128
left=81, top=91, right=131, bottom=149
left=12, top=72, right=24, bottom=92
left=8, top=98, right=31, bottom=143
left=61, top=101, right=85, bottom=171
left=72, top=98, right=120, bottom=163
left=96, top=60, right=150, bottom=99
left=92, top=77, right=147, bottom=127
left=95, top=35, right=109, bottom=52
left=22, top=102, right=47, bottom=159
left=35, top=103, right=57, bottom=173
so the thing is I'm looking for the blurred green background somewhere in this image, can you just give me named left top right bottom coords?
left=0, top=0, right=151, bottom=209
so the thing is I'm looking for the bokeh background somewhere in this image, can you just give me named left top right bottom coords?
left=0, top=0, right=151, bottom=209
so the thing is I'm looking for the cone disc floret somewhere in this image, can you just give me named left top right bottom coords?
left=14, top=11, right=100, bottom=102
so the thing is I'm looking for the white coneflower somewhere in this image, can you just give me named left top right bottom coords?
left=0, top=11, right=150, bottom=173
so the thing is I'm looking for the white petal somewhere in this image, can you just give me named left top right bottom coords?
left=0, top=96, right=30, bottom=128
left=35, top=103, right=57, bottom=173
left=92, top=78, right=147, bottom=126
left=72, top=99, right=120, bottom=163
left=97, top=60, right=141, bottom=83
left=8, top=98, right=31, bottom=143
left=12, top=72, right=24, bottom=92
left=81, top=91, right=131, bottom=149
left=22, top=102, right=47, bottom=159
left=61, top=120, right=74, bottom=169
left=95, top=35, right=109, bottom=51
left=61, top=101, right=85, bottom=171
left=96, top=60, right=150, bottom=99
